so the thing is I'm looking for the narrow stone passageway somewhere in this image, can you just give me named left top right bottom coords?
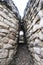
left=0, top=0, right=43, bottom=65
left=14, top=44, right=34, bottom=65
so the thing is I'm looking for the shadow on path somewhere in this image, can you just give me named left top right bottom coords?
left=14, top=43, right=34, bottom=65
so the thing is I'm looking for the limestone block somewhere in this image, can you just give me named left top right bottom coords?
left=39, top=18, right=43, bottom=28
left=4, top=19, right=17, bottom=29
left=8, top=13, right=13, bottom=18
left=38, top=10, right=43, bottom=18
left=29, top=39, right=42, bottom=47
left=41, top=59, right=43, bottom=65
left=0, top=43, right=3, bottom=49
left=8, top=39, right=16, bottom=46
left=34, top=54, right=41, bottom=62
left=29, top=33, right=39, bottom=41
left=9, top=28, right=16, bottom=32
left=3, top=8, right=8, bottom=15
left=40, top=48, right=43, bottom=58
left=0, top=16, right=3, bottom=21
left=3, top=44, right=13, bottom=49
left=0, top=33, right=6, bottom=37
left=0, top=21, right=9, bottom=29
left=29, top=47, right=34, bottom=52
left=41, top=29, right=43, bottom=33
left=39, top=31, right=43, bottom=40
left=0, top=29, right=9, bottom=33
left=0, top=11, right=9, bottom=19
left=33, top=24, right=40, bottom=32
left=35, top=39, right=42, bottom=47
left=33, top=15, right=40, bottom=25
left=7, top=33, right=16, bottom=40
left=0, top=49, right=8, bottom=59
left=2, top=37, right=9, bottom=44
left=33, top=47, right=41, bottom=55
left=9, top=50, right=14, bottom=58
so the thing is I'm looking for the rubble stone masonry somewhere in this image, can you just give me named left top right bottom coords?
left=0, top=0, right=43, bottom=65
left=0, top=0, right=20, bottom=65
left=23, top=0, right=43, bottom=65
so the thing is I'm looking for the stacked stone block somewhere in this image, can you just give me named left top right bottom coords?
left=0, top=1, right=20, bottom=65
left=23, top=0, right=43, bottom=65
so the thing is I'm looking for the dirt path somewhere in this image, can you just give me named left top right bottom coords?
left=14, top=44, right=34, bottom=65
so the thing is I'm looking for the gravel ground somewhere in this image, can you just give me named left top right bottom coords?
left=14, top=44, right=34, bottom=65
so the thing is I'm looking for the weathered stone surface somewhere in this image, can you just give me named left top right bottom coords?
left=0, top=49, right=8, bottom=59
left=33, top=47, right=41, bottom=55
left=8, top=39, right=16, bottom=45
left=40, top=48, right=43, bottom=58
left=2, top=37, right=9, bottom=44
left=23, top=0, right=43, bottom=65
left=34, top=54, right=40, bottom=62
left=0, top=0, right=43, bottom=65
left=0, top=43, right=3, bottom=49
left=41, top=59, right=43, bottom=65
left=0, top=0, right=20, bottom=65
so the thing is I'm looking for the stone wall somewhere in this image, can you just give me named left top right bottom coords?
left=0, top=1, right=20, bottom=65
left=23, top=0, right=43, bottom=65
